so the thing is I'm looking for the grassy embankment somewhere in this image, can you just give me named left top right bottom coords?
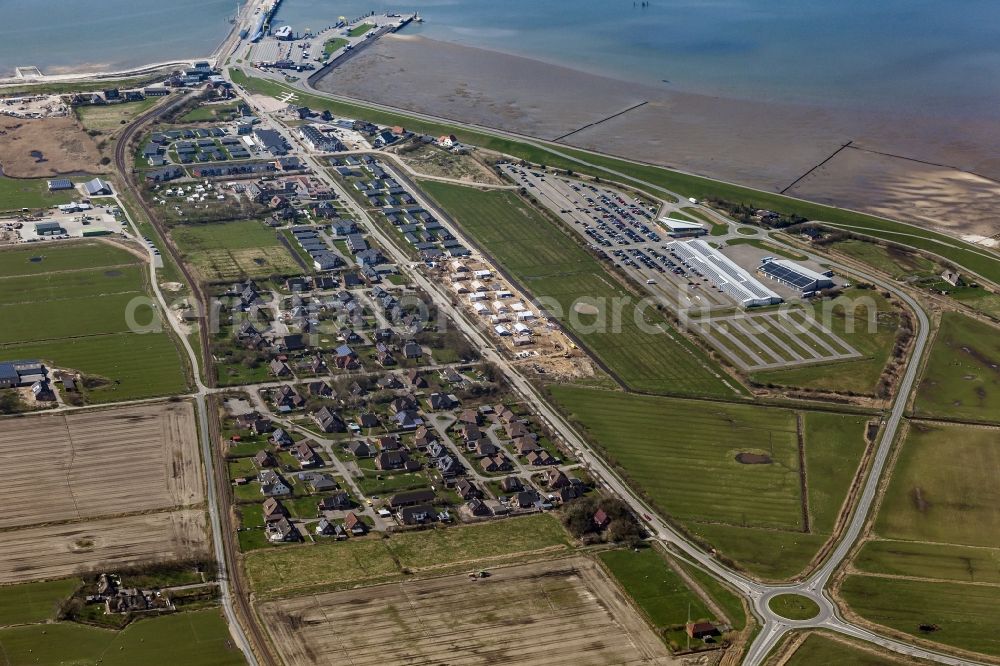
left=0, top=242, right=188, bottom=402
left=417, top=180, right=739, bottom=398
left=550, top=386, right=869, bottom=579
left=229, top=70, right=1000, bottom=284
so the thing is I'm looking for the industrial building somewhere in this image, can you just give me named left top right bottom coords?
left=757, top=258, right=835, bottom=295
left=35, top=221, right=65, bottom=236
left=660, top=217, right=706, bottom=238
left=666, top=239, right=782, bottom=308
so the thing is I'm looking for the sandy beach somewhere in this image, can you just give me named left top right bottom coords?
left=316, top=34, right=1000, bottom=244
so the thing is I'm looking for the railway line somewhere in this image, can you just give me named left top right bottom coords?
left=113, top=94, right=276, bottom=666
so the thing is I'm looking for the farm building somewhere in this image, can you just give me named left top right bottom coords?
left=757, top=258, right=835, bottom=295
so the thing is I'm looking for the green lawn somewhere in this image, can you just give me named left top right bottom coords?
left=75, top=98, right=159, bottom=132
left=229, top=71, right=1000, bottom=284
left=0, top=579, right=79, bottom=626
left=171, top=220, right=301, bottom=281
left=551, top=386, right=868, bottom=579
left=598, top=548, right=713, bottom=628
left=768, top=594, right=819, bottom=620
left=0, top=608, right=244, bottom=666
left=752, top=288, right=902, bottom=395
left=912, top=312, right=1000, bottom=422
left=347, top=23, right=374, bottom=37
left=177, top=103, right=239, bottom=122
left=245, top=513, right=569, bottom=599
left=0, top=177, right=77, bottom=212
left=784, top=632, right=910, bottom=666
left=840, top=575, right=1000, bottom=657
left=419, top=181, right=738, bottom=397
left=875, top=423, right=1000, bottom=548
left=0, top=242, right=188, bottom=402
left=323, top=37, right=348, bottom=54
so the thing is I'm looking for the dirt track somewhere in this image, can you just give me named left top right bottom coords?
left=0, top=115, right=102, bottom=177
left=0, top=402, right=204, bottom=530
left=258, top=557, right=676, bottom=666
left=0, top=509, right=208, bottom=583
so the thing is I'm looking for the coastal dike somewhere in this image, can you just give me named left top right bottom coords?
left=306, top=15, right=415, bottom=88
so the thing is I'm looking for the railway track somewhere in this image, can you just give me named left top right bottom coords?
left=113, top=95, right=278, bottom=666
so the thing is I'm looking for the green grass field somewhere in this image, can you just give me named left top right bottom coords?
left=768, top=594, right=819, bottom=620
left=323, top=37, right=348, bottom=54
left=840, top=575, right=1000, bottom=656
left=177, top=103, right=239, bottom=122
left=854, top=540, right=1000, bottom=584
left=347, top=23, right=374, bottom=37
left=784, top=632, right=910, bottom=666
left=833, top=239, right=940, bottom=280
left=752, top=288, right=902, bottom=395
left=598, top=548, right=713, bottom=628
left=875, top=423, right=1000, bottom=549
left=0, top=177, right=78, bottom=212
left=75, top=98, right=159, bottom=132
left=551, top=386, right=869, bottom=578
left=171, top=220, right=300, bottom=281
left=0, top=579, right=79, bottom=626
left=419, top=181, right=737, bottom=397
left=675, top=560, right=747, bottom=630
left=0, top=608, right=244, bottom=666
left=229, top=70, right=1000, bottom=284
left=0, top=242, right=188, bottom=402
left=912, top=312, right=1000, bottom=422
left=245, top=513, right=568, bottom=599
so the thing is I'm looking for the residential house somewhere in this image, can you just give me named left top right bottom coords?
left=375, top=450, right=419, bottom=472
left=513, top=437, right=541, bottom=456
left=262, top=497, right=288, bottom=522
left=525, top=450, right=557, bottom=467
left=270, top=428, right=293, bottom=447
left=593, top=508, right=611, bottom=530
left=312, top=406, right=346, bottom=433
left=377, top=435, right=402, bottom=451
left=253, top=450, right=277, bottom=468
left=405, top=369, right=426, bottom=388
left=388, top=489, right=436, bottom=509
left=394, top=409, right=423, bottom=430
left=428, top=392, right=455, bottom=410
left=479, top=454, right=512, bottom=474
left=347, top=440, right=372, bottom=458
left=455, top=479, right=482, bottom=500
left=259, top=470, right=291, bottom=497
left=273, top=385, right=305, bottom=410
left=344, top=512, right=367, bottom=535
left=269, top=358, right=291, bottom=377
left=500, top=476, right=524, bottom=493
left=546, top=468, right=572, bottom=489
left=504, top=421, right=529, bottom=439
left=317, top=492, right=352, bottom=511
left=356, top=412, right=380, bottom=429
left=465, top=498, right=492, bottom=518
left=437, top=455, right=462, bottom=479
left=291, top=442, right=320, bottom=468
left=511, top=490, right=540, bottom=509
left=475, top=440, right=499, bottom=457
left=413, top=426, right=435, bottom=448
left=306, top=380, right=332, bottom=397
left=399, top=504, right=434, bottom=525
left=266, top=517, right=299, bottom=542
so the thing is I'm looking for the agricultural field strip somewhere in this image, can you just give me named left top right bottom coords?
left=0, top=404, right=203, bottom=531
left=0, top=509, right=209, bottom=584
left=258, top=558, right=670, bottom=666
left=550, top=386, right=806, bottom=531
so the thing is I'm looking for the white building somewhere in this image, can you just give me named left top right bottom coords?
left=666, top=240, right=782, bottom=308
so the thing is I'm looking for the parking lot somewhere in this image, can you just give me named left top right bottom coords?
left=501, top=164, right=733, bottom=311
left=501, top=165, right=861, bottom=372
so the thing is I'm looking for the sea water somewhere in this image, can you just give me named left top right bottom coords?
left=3, top=0, right=999, bottom=119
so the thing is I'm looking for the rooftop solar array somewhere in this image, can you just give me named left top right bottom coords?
left=758, top=261, right=815, bottom=289
left=667, top=240, right=782, bottom=308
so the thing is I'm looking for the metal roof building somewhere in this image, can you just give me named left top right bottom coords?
left=47, top=179, right=73, bottom=191
left=659, top=217, right=706, bottom=238
left=666, top=239, right=782, bottom=308
left=757, top=258, right=834, bottom=295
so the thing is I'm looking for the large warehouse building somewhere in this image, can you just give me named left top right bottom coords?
left=757, top=258, right=835, bottom=295
left=666, top=240, right=782, bottom=308
left=659, top=217, right=706, bottom=238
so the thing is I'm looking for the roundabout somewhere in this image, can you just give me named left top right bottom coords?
left=767, top=593, right=822, bottom=621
